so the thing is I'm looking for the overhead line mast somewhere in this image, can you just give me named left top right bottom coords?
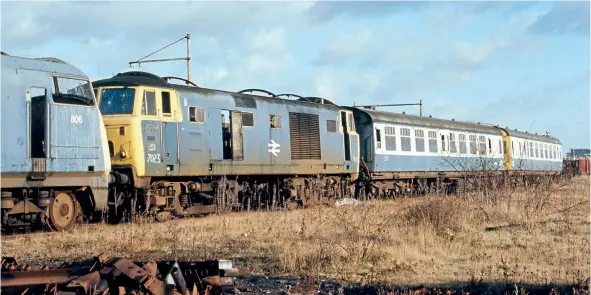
left=129, top=33, right=192, bottom=85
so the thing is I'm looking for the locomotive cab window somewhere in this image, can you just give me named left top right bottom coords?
left=142, top=90, right=156, bottom=116
left=99, top=87, right=135, bottom=115
left=51, top=76, right=95, bottom=106
left=189, top=106, right=205, bottom=124
left=161, top=91, right=171, bottom=116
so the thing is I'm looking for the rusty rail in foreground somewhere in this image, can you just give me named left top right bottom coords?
left=1, top=254, right=248, bottom=295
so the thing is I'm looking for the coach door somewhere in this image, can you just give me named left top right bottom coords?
left=27, top=87, right=49, bottom=177
left=159, top=90, right=180, bottom=176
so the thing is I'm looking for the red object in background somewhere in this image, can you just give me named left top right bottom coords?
left=577, top=159, right=590, bottom=174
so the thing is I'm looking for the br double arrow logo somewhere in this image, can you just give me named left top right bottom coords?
left=268, top=140, right=280, bottom=156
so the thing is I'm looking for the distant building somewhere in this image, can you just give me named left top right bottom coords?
left=567, top=148, right=591, bottom=158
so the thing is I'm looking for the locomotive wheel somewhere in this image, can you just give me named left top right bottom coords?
left=47, top=192, right=80, bottom=231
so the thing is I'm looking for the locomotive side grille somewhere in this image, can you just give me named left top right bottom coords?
left=289, top=112, right=321, bottom=160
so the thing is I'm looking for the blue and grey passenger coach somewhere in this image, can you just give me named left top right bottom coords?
left=349, top=106, right=563, bottom=196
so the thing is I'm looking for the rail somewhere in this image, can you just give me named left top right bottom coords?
left=1, top=253, right=248, bottom=295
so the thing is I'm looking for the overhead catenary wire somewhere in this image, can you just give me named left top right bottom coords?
left=133, top=35, right=187, bottom=64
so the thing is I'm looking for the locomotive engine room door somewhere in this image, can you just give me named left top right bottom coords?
left=230, top=111, right=244, bottom=161
left=159, top=91, right=179, bottom=176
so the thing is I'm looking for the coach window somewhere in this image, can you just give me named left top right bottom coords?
left=469, top=135, right=477, bottom=155
left=478, top=136, right=487, bottom=155
left=545, top=144, right=549, bottom=158
left=141, top=90, right=156, bottom=116
left=400, top=128, right=411, bottom=152
left=441, top=134, right=447, bottom=152
left=529, top=142, right=534, bottom=158
left=488, top=139, right=492, bottom=155
left=459, top=134, right=467, bottom=154
left=385, top=126, right=396, bottom=151
left=161, top=91, right=171, bottom=116
left=270, top=114, right=282, bottom=129
left=428, top=131, right=438, bottom=153
left=242, top=112, right=254, bottom=127
left=449, top=133, right=457, bottom=153
left=375, top=128, right=382, bottom=149
left=189, top=106, right=205, bottom=124
left=415, top=129, right=425, bottom=152
left=535, top=143, right=539, bottom=158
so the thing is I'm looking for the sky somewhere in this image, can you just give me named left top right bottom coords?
left=1, top=1, right=589, bottom=152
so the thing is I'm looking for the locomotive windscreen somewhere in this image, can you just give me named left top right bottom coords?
left=99, top=88, right=136, bottom=115
left=289, top=112, right=321, bottom=160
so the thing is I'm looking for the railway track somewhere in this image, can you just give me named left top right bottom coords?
left=0, top=253, right=248, bottom=295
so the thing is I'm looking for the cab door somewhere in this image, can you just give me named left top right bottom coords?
left=27, top=86, right=49, bottom=178
left=159, top=90, right=180, bottom=176
left=340, top=110, right=359, bottom=174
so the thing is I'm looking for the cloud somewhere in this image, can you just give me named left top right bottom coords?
left=0, top=1, right=312, bottom=49
left=528, top=1, right=590, bottom=36
left=247, top=27, right=286, bottom=54
left=306, top=1, right=540, bottom=25
left=307, top=1, right=429, bottom=24
left=315, top=29, right=375, bottom=66
left=312, top=67, right=383, bottom=103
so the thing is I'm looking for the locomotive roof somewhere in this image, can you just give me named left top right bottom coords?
left=351, top=107, right=500, bottom=134
left=92, top=71, right=342, bottom=111
left=1, top=53, right=89, bottom=79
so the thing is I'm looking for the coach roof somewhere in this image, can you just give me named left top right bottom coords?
left=351, top=107, right=500, bottom=134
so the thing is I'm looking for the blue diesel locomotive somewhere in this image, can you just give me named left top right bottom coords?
left=92, top=72, right=360, bottom=222
left=0, top=52, right=111, bottom=231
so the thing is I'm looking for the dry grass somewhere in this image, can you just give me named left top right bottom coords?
left=2, top=176, right=589, bottom=288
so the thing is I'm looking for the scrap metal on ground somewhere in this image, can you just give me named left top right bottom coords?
left=0, top=253, right=248, bottom=295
